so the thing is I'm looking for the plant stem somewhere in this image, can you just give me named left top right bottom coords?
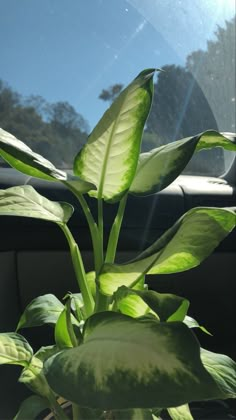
left=59, top=223, right=94, bottom=318
left=48, top=394, right=70, bottom=420
left=72, top=403, right=81, bottom=419
left=65, top=300, right=80, bottom=346
left=94, top=198, right=109, bottom=312
left=95, top=195, right=128, bottom=312
left=105, top=193, right=128, bottom=263
left=98, top=198, right=104, bottom=261
left=72, top=192, right=101, bottom=274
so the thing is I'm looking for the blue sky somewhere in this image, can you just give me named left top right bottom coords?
left=0, top=0, right=235, bottom=129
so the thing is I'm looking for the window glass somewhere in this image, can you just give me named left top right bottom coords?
left=0, top=0, right=235, bottom=175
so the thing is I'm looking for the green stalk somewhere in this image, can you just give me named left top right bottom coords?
left=98, top=198, right=104, bottom=261
left=72, top=403, right=81, bottom=419
left=71, top=191, right=101, bottom=273
left=65, top=300, right=80, bottom=347
left=105, top=193, right=128, bottom=263
left=94, top=198, right=109, bottom=312
left=95, top=195, right=128, bottom=312
left=48, top=394, right=70, bottom=420
left=59, top=223, right=94, bottom=318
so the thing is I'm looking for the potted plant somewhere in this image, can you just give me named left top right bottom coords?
left=0, top=69, right=235, bottom=419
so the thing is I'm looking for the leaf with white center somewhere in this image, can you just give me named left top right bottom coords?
left=0, top=333, right=33, bottom=366
left=130, top=130, right=236, bottom=196
left=196, top=130, right=236, bottom=151
left=0, top=185, right=73, bottom=223
left=16, top=294, right=64, bottom=331
left=0, top=127, right=95, bottom=193
left=44, top=311, right=224, bottom=410
left=14, top=395, right=49, bottom=420
left=99, top=207, right=236, bottom=295
left=201, top=348, right=236, bottom=399
left=167, top=404, right=193, bottom=420
left=74, top=69, right=156, bottom=202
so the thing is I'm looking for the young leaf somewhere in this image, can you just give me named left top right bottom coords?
left=0, top=128, right=95, bottom=193
left=114, top=286, right=189, bottom=321
left=54, top=308, right=74, bottom=349
left=55, top=298, right=81, bottom=348
left=200, top=348, right=236, bottom=399
left=130, top=130, right=236, bottom=196
left=99, top=207, right=236, bottom=295
left=74, top=69, right=156, bottom=202
left=114, top=287, right=151, bottom=318
left=44, top=312, right=224, bottom=410
left=19, top=355, right=52, bottom=398
left=13, top=395, right=49, bottom=420
left=184, top=316, right=212, bottom=335
left=19, top=346, right=60, bottom=399
left=0, top=333, right=33, bottom=366
left=0, top=185, right=73, bottom=223
left=167, top=404, right=193, bottom=420
left=16, top=294, right=64, bottom=331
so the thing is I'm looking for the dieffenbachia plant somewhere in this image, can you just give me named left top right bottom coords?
left=0, top=69, right=236, bottom=420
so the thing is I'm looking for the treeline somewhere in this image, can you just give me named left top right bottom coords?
left=0, top=16, right=235, bottom=175
left=99, top=17, right=235, bottom=175
left=0, top=83, right=89, bottom=167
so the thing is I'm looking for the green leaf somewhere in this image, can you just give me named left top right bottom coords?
left=201, top=348, right=236, bottom=398
left=0, top=333, right=33, bottom=366
left=85, top=271, right=97, bottom=299
left=134, top=289, right=189, bottom=322
left=114, top=286, right=189, bottom=321
left=19, top=346, right=59, bottom=399
left=184, top=316, right=212, bottom=335
left=16, top=294, right=64, bottom=331
left=35, top=345, right=60, bottom=362
left=44, top=312, right=223, bottom=410
left=114, top=287, right=151, bottom=318
left=196, top=130, right=236, bottom=151
left=0, top=185, right=73, bottom=223
left=130, top=130, right=236, bottom=196
left=0, top=127, right=95, bottom=194
left=14, top=395, right=49, bottom=420
left=54, top=308, right=74, bottom=349
left=19, top=355, right=52, bottom=398
left=167, top=404, right=193, bottom=420
left=74, top=69, right=156, bottom=202
left=99, top=207, right=236, bottom=295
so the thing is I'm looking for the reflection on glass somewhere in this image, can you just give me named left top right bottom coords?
left=0, top=0, right=235, bottom=174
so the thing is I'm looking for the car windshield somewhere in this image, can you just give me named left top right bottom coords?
left=0, top=0, right=235, bottom=175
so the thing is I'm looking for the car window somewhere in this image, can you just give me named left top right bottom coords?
left=0, top=0, right=235, bottom=175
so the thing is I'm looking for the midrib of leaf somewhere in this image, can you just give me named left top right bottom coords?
left=97, top=91, right=134, bottom=199
left=0, top=354, right=30, bottom=365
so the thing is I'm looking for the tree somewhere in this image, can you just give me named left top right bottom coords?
left=186, top=16, right=235, bottom=133
left=99, top=84, right=123, bottom=104
left=0, top=82, right=89, bottom=168
left=145, top=64, right=219, bottom=138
